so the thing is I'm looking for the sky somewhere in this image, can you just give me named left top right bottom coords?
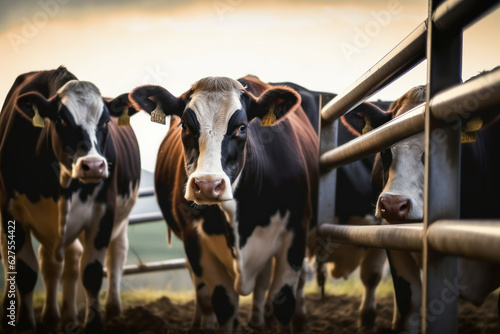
left=1, top=0, right=499, bottom=171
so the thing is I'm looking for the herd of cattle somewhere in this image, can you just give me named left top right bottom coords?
left=0, top=65, right=498, bottom=333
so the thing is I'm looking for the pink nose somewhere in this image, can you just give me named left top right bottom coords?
left=379, top=194, right=410, bottom=220
left=81, top=159, right=105, bottom=179
left=193, top=178, right=225, bottom=201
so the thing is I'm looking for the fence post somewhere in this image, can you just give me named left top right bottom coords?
left=422, top=0, right=462, bottom=333
left=316, top=94, right=338, bottom=297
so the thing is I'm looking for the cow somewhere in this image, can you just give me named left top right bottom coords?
left=266, top=79, right=394, bottom=331
left=130, top=75, right=318, bottom=332
left=369, top=67, right=500, bottom=332
left=131, top=74, right=392, bottom=331
left=0, top=66, right=141, bottom=333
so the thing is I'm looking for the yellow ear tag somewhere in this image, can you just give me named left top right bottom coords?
left=261, top=105, right=276, bottom=126
left=32, top=104, right=45, bottom=128
left=362, top=115, right=373, bottom=135
left=118, top=107, right=130, bottom=126
left=461, top=117, right=482, bottom=143
left=151, top=104, right=166, bottom=125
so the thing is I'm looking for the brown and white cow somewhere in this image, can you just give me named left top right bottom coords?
left=370, top=68, right=500, bottom=332
left=131, top=76, right=317, bottom=332
left=0, top=66, right=141, bottom=333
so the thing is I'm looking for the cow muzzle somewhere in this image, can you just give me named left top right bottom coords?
left=185, top=174, right=233, bottom=204
left=378, top=194, right=411, bottom=221
left=74, top=157, right=108, bottom=183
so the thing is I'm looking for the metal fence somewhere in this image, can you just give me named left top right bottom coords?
left=317, top=0, right=500, bottom=333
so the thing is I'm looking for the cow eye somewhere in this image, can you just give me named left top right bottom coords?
left=180, top=121, right=187, bottom=131
left=238, top=124, right=247, bottom=134
left=58, top=117, right=67, bottom=127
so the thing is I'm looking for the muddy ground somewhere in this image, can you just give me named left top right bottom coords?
left=95, top=292, right=499, bottom=334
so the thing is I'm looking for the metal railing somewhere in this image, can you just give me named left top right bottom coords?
left=316, top=1, right=500, bottom=333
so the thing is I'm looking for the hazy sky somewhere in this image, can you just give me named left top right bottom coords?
left=1, top=0, right=499, bottom=171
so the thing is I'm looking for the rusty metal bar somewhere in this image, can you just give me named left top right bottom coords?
left=318, top=223, right=423, bottom=252
left=427, top=220, right=500, bottom=265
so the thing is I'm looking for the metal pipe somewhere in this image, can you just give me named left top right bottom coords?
left=318, top=222, right=423, bottom=252
left=138, top=187, right=155, bottom=197
left=431, top=67, right=500, bottom=121
left=319, top=104, right=425, bottom=170
left=103, top=259, right=188, bottom=276
left=320, top=0, right=500, bottom=124
left=427, top=220, right=500, bottom=265
left=129, top=212, right=164, bottom=225
left=321, top=22, right=427, bottom=122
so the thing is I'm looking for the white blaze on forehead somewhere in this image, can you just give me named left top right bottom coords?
left=57, top=80, right=108, bottom=179
left=58, top=80, right=104, bottom=128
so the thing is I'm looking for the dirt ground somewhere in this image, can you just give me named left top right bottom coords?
left=96, top=293, right=499, bottom=334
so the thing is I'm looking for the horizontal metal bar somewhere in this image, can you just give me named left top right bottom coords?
left=320, top=104, right=425, bottom=170
left=321, top=22, right=426, bottom=122
left=129, top=211, right=164, bottom=225
left=318, top=222, right=423, bottom=252
left=103, top=258, right=188, bottom=276
left=320, top=0, right=499, bottom=124
left=138, top=187, right=155, bottom=197
left=431, top=67, right=500, bottom=121
left=320, top=67, right=500, bottom=170
left=433, top=0, right=500, bottom=33
left=427, top=220, right=500, bottom=265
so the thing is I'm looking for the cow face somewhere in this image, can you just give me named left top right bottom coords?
left=15, top=80, right=135, bottom=183
left=131, top=77, right=301, bottom=205
left=373, top=85, right=427, bottom=222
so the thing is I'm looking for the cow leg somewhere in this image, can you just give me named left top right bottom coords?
left=387, top=250, right=421, bottom=333
left=248, top=258, right=273, bottom=332
left=39, top=244, right=63, bottom=330
left=191, top=274, right=216, bottom=329
left=267, top=246, right=302, bottom=333
left=202, top=255, right=239, bottom=333
left=358, top=248, right=386, bottom=331
left=80, top=228, right=108, bottom=333
left=12, top=225, right=38, bottom=331
left=61, top=239, right=83, bottom=329
left=104, top=221, right=128, bottom=319
left=292, top=259, right=308, bottom=333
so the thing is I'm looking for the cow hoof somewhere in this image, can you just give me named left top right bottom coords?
left=105, top=303, right=122, bottom=320
left=358, top=307, right=376, bottom=333
left=292, top=312, right=308, bottom=333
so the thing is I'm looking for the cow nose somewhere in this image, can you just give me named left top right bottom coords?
left=193, top=178, right=225, bottom=201
left=81, top=158, right=105, bottom=177
left=379, top=195, right=410, bottom=220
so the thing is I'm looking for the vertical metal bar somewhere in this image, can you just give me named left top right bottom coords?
left=422, top=0, right=462, bottom=332
left=316, top=94, right=338, bottom=298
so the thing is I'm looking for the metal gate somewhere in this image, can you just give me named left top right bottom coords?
left=317, top=0, right=500, bottom=333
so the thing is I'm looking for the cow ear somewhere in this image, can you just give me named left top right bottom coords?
left=246, top=86, right=301, bottom=122
left=129, top=85, right=185, bottom=117
left=341, top=102, right=391, bottom=137
left=105, top=93, right=139, bottom=118
left=15, top=92, right=57, bottom=124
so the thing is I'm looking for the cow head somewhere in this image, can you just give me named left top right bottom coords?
left=15, top=80, right=136, bottom=183
left=373, top=85, right=427, bottom=222
left=131, top=77, right=301, bottom=205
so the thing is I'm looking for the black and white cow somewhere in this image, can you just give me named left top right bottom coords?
left=131, top=76, right=317, bottom=332
left=371, top=67, right=500, bottom=331
left=0, top=66, right=141, bottom=333
left=263, top=77, right=394, bottom=330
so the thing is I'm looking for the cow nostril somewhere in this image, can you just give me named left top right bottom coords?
left=82, top=162, right=90, bottom=171
left=193, top=180, right=201, bottom=192
left=214, top=180, right=225, bottom=193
